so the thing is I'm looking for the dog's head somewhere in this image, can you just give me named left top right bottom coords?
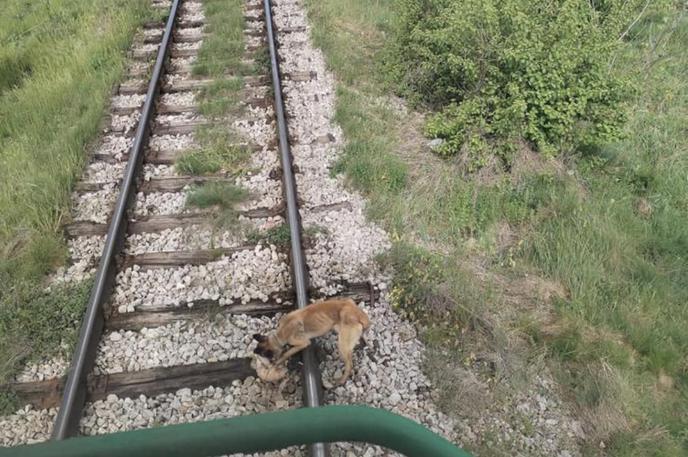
left=253, top=333, right=278, bottom=360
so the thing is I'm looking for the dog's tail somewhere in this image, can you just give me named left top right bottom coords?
left=358, top=310, right=371, bottom=330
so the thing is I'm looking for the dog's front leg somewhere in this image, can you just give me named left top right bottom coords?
left=274, top=340, right=310, bottom=366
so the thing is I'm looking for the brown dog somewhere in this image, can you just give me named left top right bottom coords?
left=253, top=298, right=370, bottom=385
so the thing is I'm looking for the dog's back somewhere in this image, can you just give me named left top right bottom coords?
left=295, top=298, right=369, bottom=330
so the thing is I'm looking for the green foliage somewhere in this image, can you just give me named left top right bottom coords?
left=184, top=0, right=253, bottom=180
left=247, top=224, right=291, bottom=248
left=198, top=78, right=243, bottom=118
left=0, top=280, right=93, bottom=385
left=186, top=182, right=248, bottom=227
left=307, top=0, right=688, bottom=453
left=0, top=391, right=20, bottom=415
left=186, top=182, right=248, bottom=209
left=0, top=0, right=151, bottom=387
left=387, top=0, right=643, bottom=166
left=385, top=243, right=446, bottom=323
left=176, top=126, right=250, bottom=176
left=192, top=0, right=245, bottom=78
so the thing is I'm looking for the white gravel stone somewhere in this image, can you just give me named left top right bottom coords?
left=127, top=61, right=151, bottom=75
left=84, top=161, right=126, bottom=183
left=112, top=245, right=290, bottom=312
left=79, top=381, right=299, bottom=445
left=165, top=73, right=191, bottom=86
left=233, top=105, right=275, bottom=146
left=149, top=134, right=197, bottom=152
left=170, top=55, right=197, bottom=70
left=142, top=164, right=178, bottom=180
left=181, top=1, right=204, bottom=15
left=152, top=0, right=170, bottom=7
left=111, top=94, right=146, bottom=109
left=156, top=112, right=202, bottom=127
left=173, top=41, right=201, bottom=51
left=110, top=112, right=140, bottom=134
left=15, top=357, right=69, bottom=383
left=95, top=314, right=281, bottom=374
left=96, top=135, right=132, bottom=159
left=179, top=12, right=205, bottom=23
left=125, top=218, right=279, bottom=254
left=176, top=27, right=204, bottom=39
left=160, top=91, right=198, bottom=107
left=134, top=43, right=159, bottom=53
left=244, top=5, right=263, bottom=19
left=294, top=162, right=353, bottom=208
left=51, top=235, right=105, bottom=283
left=133, top=190, right=187, bottom=216
left=245, top=34, right=265, bottom=48
left=235, top=168, right=283, bottom=211
left=72, top=184, right=118, bottom=223
left=0, top=406, right=56, bottom=447
left=303, top=206, right=390, bottom=295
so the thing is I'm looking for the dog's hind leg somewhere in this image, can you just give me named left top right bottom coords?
left=336, top=323, right=363, bottom=385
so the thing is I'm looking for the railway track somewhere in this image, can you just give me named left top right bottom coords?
left=1, top=0, right=455, bottom=454
left=1, top=0, right=376, bottom=452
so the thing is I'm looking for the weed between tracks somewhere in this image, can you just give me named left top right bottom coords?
left=180, top=0, right=256, bottom=177
left=0, top=0, right=152, bottom=398
left=305, top=0, right=688, bottom=455
left=185, top=182, right=248, bottom=228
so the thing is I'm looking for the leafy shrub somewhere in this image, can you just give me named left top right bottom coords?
left=387, top=0, right=644, bottom=167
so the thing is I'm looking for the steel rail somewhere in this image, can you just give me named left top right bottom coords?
left=50, top=0, right=181, bottom=439
left=262, top=0, right=329, bottom=456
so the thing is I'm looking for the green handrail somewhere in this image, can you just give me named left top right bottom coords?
left=2, top=405, right=471, bottom=457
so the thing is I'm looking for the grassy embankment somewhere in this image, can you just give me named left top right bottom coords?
left=0, top=0, right=153, bottom=402
left=304, top=0, right=687, bottom=455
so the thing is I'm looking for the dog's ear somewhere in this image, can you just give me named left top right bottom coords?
left=253, top=333, right=265, bottom=342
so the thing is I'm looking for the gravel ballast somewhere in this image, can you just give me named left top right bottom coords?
left=51, top=235, right=105, bottom=284
left=79, top=380, right=299, bottom=437
left=71, top=185, right=118, bottom=223
left=96, top=134, right=132, bottom=159
left=112, top=245, right=290, bottom=313
left=0, top=407, right=56, bottom=447
left=95, top=314, right=280, bottom=374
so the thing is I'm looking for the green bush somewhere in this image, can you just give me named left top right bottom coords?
left=387, top=0, right=644, bottom=166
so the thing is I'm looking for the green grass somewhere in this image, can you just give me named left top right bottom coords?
left=180, top=0, right=256, bottom=177
left=0, top=0, right=151, bottom=387
left=0, top=279, right=94, bottom=414
left=185, top=182, right=249, bottom=227
left=192, top=0, right=246, bottom=78
left=247, top=224, right=292, bottom=248
left=305, top=0, right=688, bottom=455
left=176, top=126, right=251, bottom=175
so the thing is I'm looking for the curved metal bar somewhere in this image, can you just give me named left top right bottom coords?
left=50, top=0, right=181, bottom=439
left=261, top=1, right=328, bottom=456
left=8, top=406, right=472, bottom=457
